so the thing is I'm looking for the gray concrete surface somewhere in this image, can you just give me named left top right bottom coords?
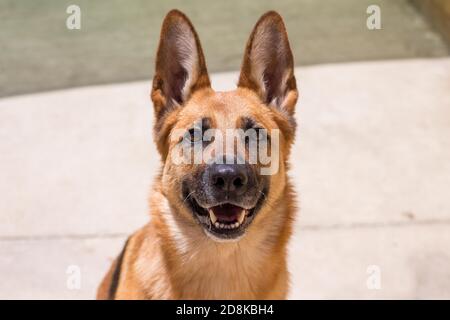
left=0, top=58, right=450, bottom=299
left=1, top=0, right=449, bottom=97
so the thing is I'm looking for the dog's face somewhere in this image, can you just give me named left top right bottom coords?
left=151, top=10, right=297, bottom=241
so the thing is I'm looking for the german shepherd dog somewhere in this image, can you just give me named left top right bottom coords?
left=97, top=9, right=298, bottom=300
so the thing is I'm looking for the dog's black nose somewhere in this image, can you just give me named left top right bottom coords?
left=209, top=164, right=248, bottom=195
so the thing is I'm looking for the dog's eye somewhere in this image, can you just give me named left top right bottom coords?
left=186, top=127, right=203, bottom=143
left=245, top=127, right=270, bottom=145
left=257, top=128, right=270, bottom=143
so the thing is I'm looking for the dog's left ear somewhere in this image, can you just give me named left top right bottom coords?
left=238, top=11, right=298, bottom=116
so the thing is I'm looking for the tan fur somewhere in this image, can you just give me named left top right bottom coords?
left=97, top=10, right=298, bottom=300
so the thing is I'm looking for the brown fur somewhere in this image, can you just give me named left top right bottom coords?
left=97, top=9, right=298, bottom=300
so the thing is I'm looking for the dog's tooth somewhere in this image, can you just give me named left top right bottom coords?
left=234, top=222, right=239, bottom=228
left=219, top=223, right=225, bottom=229
left=238, top=210, right=246, bottom=224
left=208, top=209, right=218, bottom=224
left=214, top=222, right=220, bottom=228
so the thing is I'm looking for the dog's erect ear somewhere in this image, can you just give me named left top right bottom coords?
left=238, top=11, right=298, bottom=115
left=151, top=10, right=210, bottom=119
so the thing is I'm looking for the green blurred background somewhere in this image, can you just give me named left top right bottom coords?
left=0, top=0, right=449, bottom=97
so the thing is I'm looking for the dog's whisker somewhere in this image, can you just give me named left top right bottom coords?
left=183, top=191, right=196, bottom=203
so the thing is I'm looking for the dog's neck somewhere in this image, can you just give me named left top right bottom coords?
left=150, top=186, right=293, bottom=299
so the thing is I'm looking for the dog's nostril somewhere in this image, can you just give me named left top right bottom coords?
left=232, top=176, right=246, bottom=189
left=214, top=176, right=225, bottom=189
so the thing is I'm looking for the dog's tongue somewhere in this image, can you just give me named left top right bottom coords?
left=210, top=204, right=244, bottom=222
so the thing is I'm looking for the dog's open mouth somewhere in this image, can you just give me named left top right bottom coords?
left=187, top=197, right=260, bottom=240
left=208, top=204, right=248, bottom=230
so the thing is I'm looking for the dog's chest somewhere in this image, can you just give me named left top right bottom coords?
left=173, top=244, right=270, bottom=299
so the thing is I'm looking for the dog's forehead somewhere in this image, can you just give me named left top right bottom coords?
left=179, top=89, right=268, bottom=128
left=191, top=90, right=253, bottom=113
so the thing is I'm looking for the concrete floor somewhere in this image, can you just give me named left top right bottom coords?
left=1, top=0, right=449, bottom=97
left=1, top=58, right=449, bottom=299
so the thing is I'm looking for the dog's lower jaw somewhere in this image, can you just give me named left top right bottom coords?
left=203, top=228, right=245, bottom=242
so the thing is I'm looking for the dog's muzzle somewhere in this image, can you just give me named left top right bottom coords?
left=183, top=163, right=267, bottom=241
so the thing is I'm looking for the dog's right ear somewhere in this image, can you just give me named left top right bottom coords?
left=151, top=10, right=210, bottom=158
left=151, top=10, right=210, bottom=119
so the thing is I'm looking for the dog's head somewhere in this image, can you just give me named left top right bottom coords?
left=151, top=10, right=298, bottom=242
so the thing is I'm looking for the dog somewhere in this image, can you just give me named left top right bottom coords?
left=97, top=9, right=298, bottom=300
